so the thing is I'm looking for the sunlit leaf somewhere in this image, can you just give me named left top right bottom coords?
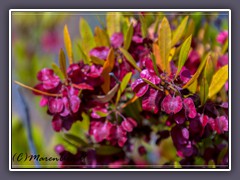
left=183, top=52, right=211, bottom=89
left=106, top=12, right=121, bottom=37
left=59, top=48, right=67, bottom=79
left=175, top=35, right=192, bottom=77
left=171, top=16, right=189, bottom=47
left=204, top=55, right=215, bottom=85
left=200, top=77, right=209, bottom=105
left=208, top=159, right=216, bottom=168
left=139, top=15, right=147, bottom=38
left=116, top=72, right=132, bottom=104
left=159, top=137, right=177, bottom=161
left=124, top=23, right=133, bottom=50
left=222, top=38, right=228, bottom=55
left=94, top=84, right=119, bottom=103
left=90, top=56, right=105, bottom=66
left=119, top=47, right=141, bottom=72
left=101, top=48, right=115, bottom=94
left=77, top=43, right=91, bottom=65
left=79, top=18, right=95, bottom=53
left=208, top=65, right=228, bottom=98
left=94, top=26, right=110, bottom=47
left=153, top=42, right=164, bottom=71
left=158, top=17, right=171, bottom=74
left=168, top=47, right=176, bottom=62
left=63, top=25, right=73, bottom=64
left=187, top=79, right=198, bottom=94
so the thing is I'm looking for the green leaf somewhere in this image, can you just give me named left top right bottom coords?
left=158, top=17, right=171, bottom=74
left=150, top=53, right=160, bottom=77
left=174, top=161, right=182, bottom=168
left=124, top=23, right=133, bottom=50
left=77, top=43, right=91, bottom=65
left=106, top=12, right=122, bottom=37
left=51, top=63, right=65, bottom=81
left=159, top=137, right=177, bottom=161
left=208, top=65, right=228, bottom=98
left=79, top=18, right=95, bottom=53
left=208, top=159, right=216, bottom=168
left=187, top=79, right=198, bottom=93
left=183, top=52, right=211, bottom=89
left=204, top=55, right=215, bottom=85
left=116, top=72, right=132, bottom=104
left=94, top=26, right=110, bottom=47
left=59, top=48, right=67, bottom=79
left=63, top=24, right=73, bottom=64
left=222, top=38, right=228, bottom=55
left=171, top=16, right=189, bottom=47
left=139, top=15, right=147, bottom=38
left=119, top=47, right=141, bottom=72
left=175, top=35, right=192, bottom=77
left=93, top=84, right=119, bottom=103
left=64, top=133, right=88, bottom=147
left=95, top=110, right=108, bottom=117
left=217, top=146, right=228, bottom=164
left=200, top=77, right=209, bottom=105
left=90, top=56, right=105, bottom=66
left=95, top=145, right=122, bottom=156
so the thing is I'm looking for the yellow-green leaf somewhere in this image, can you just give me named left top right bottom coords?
left=116, top=72, right=132, bottom=104
left=95, top=145, right=122, bottom=155
left=59, top=48, right=67, bottom=79
left=90, top=56, right=105, bottom=66
left=150, top=53, right=160, bottom=77
left=101, top=48, right=115, bottom=94
left=142, top=78, right=163, bottom=92
left=94, top=26, right=110, bottom=47
left=204, top=55, right=215, bottom=85
left=119, top=47, right=141, bottom=72
left=208, top=65, right=228, bottom=98
left=200, top=77, right=209, bottom=105
left=183, top=52, right=211, bottom=89
left=171, top=16, right=189, bottom=47
left=51, top=63, right=65, bottom=81
left=158, top=17, right=171, bottom=74
left=175, top=35, right=192, bottom=77
left=139, top=15, right=147, bottom=38
left=187, top=79, right=198, bottom=93
left=79, top=18, right=95, bottom=53
left=63, top=25, right=73, bottom=64
left=77, top=43, right=90, bottom=65
left=222, top=38, right=228, bottom=55
left=124, top=23, right=133, bottom=50
left=168, top=47, right=176, bottom=62
left=106, top=12, right=121, bottom=37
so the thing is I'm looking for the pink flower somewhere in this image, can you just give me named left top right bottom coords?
left=216, top=31, right=228, bottom=44
left=161, top=95, right=183, bottom=114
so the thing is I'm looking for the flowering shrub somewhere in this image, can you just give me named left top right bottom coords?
left=16, top=12, right=229, bottom=169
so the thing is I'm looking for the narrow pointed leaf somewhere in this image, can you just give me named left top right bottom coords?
left=158, top=17, right=171, bottom=74
left=101, top=48, right=115, bottom=94
left=168, top=47, right=176, bottom=62
left=116, top=72, right=132, bottom=104
left=153, top=42, right=164, bottom=71
left=63, top=25, right=73, bottom=64
left=187, top=79, right=198, bottom=93
left=222, top=38, right=228, bottom=55
left=106, top=12, right=121, bottom=37
left=90, top=56, right=105, bottom=66
left=175, top=35, right=192, bottom=77
left=64, top=133, right=88, bottom=147
left=171, top=16, right=189, bottom=47
left=204, top=55, right=214, bottom=85
left=200, top=77, right=209, bottom=105
left=139, top=15, right=147, bottom=38
left=79, top=18, right=95, bottom=53
left=183, top=52, right=211, bottom=88
left=124, top=23, right=133, bottom=50
left=94, top=26, right=110, bottom=47
left=142, top=78, right=163, bottom=91
left=150, top=53, right=160, bottom=77
left=77, top=43, right=91, bottom=65
left=119, top=47, right=141, bottom=72
left=93, top=84, right=119, bottom=103
left=208, top=65, right=228, bottom=98
left=59, top=49, right=67, bottom=79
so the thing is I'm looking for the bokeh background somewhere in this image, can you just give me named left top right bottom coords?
left=11, top=11, right=228, bottom=168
